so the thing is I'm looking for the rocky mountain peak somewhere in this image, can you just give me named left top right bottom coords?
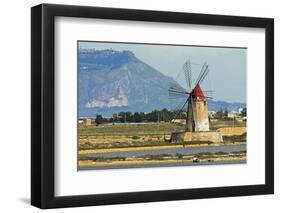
left=78, top=49, right=245, bottom=117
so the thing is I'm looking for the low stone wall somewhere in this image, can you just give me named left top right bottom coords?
left=171, top=131, right=223, bottom=143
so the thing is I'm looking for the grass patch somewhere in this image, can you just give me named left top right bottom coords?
left=79, top=140, right=173, bottom=150
left=210, top=120, right=246, bottom=130
left=132, top=135, right=140, bottom=140
left=79, top=155, right=126, bottom=162
left=79, top=122, right=184, bottom=135
left=183, top=141, right=214, bottom=145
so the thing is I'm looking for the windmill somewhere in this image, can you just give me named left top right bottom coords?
left=168, top=60, right=213, bottom=132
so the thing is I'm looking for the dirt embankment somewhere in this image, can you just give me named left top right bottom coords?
left=217, top=127, right=246, bottom=136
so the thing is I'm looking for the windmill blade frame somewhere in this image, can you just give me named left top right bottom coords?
left=194, top=62, right=207, bottom=86
left=169, top=82, right=187, bottom=92
left=197, top=67, right=210, bottom=85
left=171, top=98, right=189, bottom=120
left=195, top=64, right=209, bottom=86
left=168, top=88, right=188, bottom=95
left=168, top=89, right=189, bottom=98
left=183, top=60, right=192, bottom=90
left=168, top=80, right=190, bottom=100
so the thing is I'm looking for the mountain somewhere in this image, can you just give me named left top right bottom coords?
left=78, top=49, right=245, bottom=117
left=208, top=100, right=246, bottom=112
left=79, top=49, right=178, bottom=117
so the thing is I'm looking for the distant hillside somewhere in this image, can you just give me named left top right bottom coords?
left=78, top=49, right=245, bottom=117
left=79, top=49, right=180, bottom=117
left=208, top=100, right=246, bottom=112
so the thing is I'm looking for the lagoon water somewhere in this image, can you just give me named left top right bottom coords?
left=83, top=144, right=246, bottom=158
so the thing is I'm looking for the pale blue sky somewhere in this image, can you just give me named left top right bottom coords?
left=79, top=41, right=246, bottom=103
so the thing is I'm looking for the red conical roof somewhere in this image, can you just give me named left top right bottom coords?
left=191, top=84, right=205, bottom=100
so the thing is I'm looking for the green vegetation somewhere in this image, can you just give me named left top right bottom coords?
left=209, top=119, right=246, bottom=130
left=80, top=118, right=246, bottom=135
left=142, top=154, right=172, bottom=160
left=78, top=120, right=246, bottom=152
left=78, top=108, right=247, bottom=168
left=223, top=133, right=247, bottom=142
left=79, top=122, right=183, bottom=135
left=183, top=141, right=214, bottom=146
left=132, top=135, right=140, bottom=140
left=79, top=140, right=172, bottom=150
left=194, top=151, right=242, bottom=159
left=79, top=155, right=126, bottom=162
left=95, top=114, right=103, bottom=125
left=92, top=108, right=174, bottom=124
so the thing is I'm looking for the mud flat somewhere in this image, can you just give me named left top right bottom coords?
left=217, top=127, right=247, bottom=136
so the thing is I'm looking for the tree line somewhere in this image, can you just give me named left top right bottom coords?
left=95, top=108, right=175, bottom=125
left=95, top=107, right=247, bottom=125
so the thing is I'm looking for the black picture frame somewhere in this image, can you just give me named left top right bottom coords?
left=31, top=3, right=274, bottom=209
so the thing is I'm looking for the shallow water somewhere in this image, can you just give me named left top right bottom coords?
left=82, top=144, right=246, bottom=158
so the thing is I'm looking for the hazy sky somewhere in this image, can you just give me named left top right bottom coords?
left=79, top=41, right=247, bottom=103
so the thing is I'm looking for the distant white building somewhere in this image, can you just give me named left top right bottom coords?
left=238, top=108, right=244, bottom=114
left=171, top=119, right=186, bottom=125
left=227, top=111, right=239, bottom=118
left=78, top=118, right=95, bottom=126
left=208, top=111, right=216, bottom=118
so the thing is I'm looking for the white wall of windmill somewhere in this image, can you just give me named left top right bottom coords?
left=187, top=99, right=209, bottom=132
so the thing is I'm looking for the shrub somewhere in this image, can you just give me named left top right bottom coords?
left=132, top=135, right=140, bottom=140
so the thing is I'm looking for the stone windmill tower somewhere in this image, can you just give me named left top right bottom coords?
left=186, top=83, right=209, bottom=132
left=169, top=60, right=222, bottom=143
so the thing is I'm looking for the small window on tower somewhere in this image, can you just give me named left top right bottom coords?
left=204, top=101, right=206, bottom=106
